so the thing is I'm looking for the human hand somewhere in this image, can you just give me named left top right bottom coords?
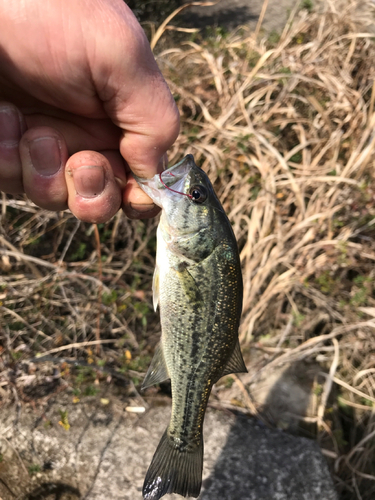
left=0, top=0, right=179, bottom=222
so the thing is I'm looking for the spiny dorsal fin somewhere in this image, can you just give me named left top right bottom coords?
left=142, top=343, right=169, bottom=390
left=215, top=340, right=247, bottom=383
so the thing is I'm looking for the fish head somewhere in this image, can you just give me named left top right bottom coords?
left=134, top=155, right=224, bottom=239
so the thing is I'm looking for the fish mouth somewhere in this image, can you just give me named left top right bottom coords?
left=134, top=155, right=195, bottom=207
left=159, top=154, right=195, bottom=188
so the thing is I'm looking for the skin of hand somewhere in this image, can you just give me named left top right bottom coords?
left=0, top=0, right=180, bottom=222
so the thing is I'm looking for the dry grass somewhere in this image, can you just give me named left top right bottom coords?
left=1, top=1, right=375, bottom=498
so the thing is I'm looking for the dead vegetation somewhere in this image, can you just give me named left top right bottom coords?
left=1, top=1, right=375, bottom=498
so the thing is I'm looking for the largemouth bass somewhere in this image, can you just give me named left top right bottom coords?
left=135, top=155, right=246, bottom=500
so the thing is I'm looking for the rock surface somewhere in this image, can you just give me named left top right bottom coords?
left=0, top=391, right=337, bottom=500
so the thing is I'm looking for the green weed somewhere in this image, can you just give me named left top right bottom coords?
left=28, top=464, right=41, bottom=475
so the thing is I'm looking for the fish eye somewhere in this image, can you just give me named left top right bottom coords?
left=189, top=185, right=207, bottom=203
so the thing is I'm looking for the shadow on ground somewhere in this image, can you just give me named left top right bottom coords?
left=179, top=4, right=257, bottom=31
left=25, top=483, right=81, bottom=500
left=127, top=0, right=300, bottom=34
left=200, top=415, right=337, bottom=500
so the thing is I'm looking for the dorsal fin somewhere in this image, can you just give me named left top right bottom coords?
left=142, top=343, right=169, bottom=390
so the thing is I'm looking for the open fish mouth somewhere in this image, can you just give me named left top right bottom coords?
left=159, top=154, right=195, bottom=188
left=134, top=155, right=195, bottom=208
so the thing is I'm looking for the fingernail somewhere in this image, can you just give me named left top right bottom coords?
left=29, top=136, right=62, bottom=176
left=0, top=106, right=22, bottom=145
left=72, top=165, right=105, bottom=198
left=130, top=203, right=157, bottom=213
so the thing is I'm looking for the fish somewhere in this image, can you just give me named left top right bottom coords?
left=135, top=154, right=247, bottom=500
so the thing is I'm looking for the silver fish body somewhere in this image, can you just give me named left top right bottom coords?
left=135, top=155, right=246, bottom=500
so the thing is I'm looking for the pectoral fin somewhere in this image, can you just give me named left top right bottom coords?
left=152, top=265, right=159, bottom=312
left=215, top=340, right=247, bottom=383
left=142, top=343, right=170, bottom=390
left=177, top=265, right=201, bottom=305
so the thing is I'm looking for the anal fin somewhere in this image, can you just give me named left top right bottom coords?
left=142, top=343, right=169, bottom=390
left=215, top=340, right=248, bottom=383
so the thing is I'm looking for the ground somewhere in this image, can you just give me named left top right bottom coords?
left=1, top=1, right=375, bottom=499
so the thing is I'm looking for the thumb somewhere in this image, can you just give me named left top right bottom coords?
left=87, top=1, right=180, bottom=178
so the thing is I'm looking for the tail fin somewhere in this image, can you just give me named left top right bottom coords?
left=143, top=429, right=203, bottom=500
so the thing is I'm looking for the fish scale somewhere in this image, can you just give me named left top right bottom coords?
left=135, top=155, right=247, bottom=500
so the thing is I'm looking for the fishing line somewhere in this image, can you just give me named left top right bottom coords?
left=159, top=172, right=193, bottom=199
